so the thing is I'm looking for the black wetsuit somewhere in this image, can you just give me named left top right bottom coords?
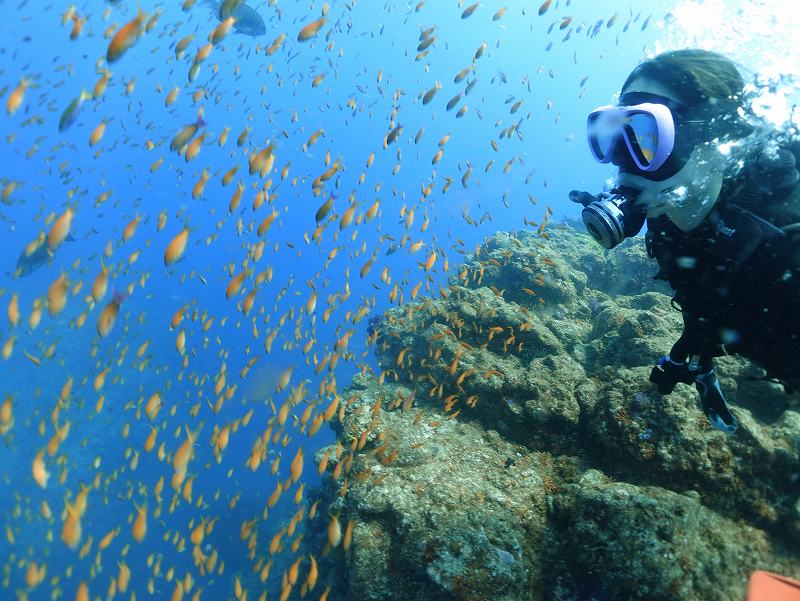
left=645, top=151, right=800, bottom=392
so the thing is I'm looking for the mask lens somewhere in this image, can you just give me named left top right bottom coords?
left=623, top=112, right=659, bottom=167
left=588, top=109, right=624, bottom=161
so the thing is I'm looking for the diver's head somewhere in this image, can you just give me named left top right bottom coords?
left=581, top=50, right=753, bottom=240
left=616, top=49, right=752, bottom=182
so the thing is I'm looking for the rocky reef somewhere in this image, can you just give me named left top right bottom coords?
left=303, top=224, right=800, bottom=601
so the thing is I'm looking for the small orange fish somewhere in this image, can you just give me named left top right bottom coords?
left=92, top=263, right=109, bottom=302
left=327, top=514, right=341, bottom=547
left=164, top=229, right=189, bottom=265
left=121, top=216, right=141, bottom=242
left=131, top=504, right=147, bottom=542
left=48, top=274, right=69, bottom=317
left=6, top=78, right=30, bottom=116
left=340, top=205, right=356, bottom=229
left=297, top=16, right=326, bottom=42
left=76, top=583, right=89, bottom=601
left=48, top=208, right=74, bottom=251
left=117, top=562, right=131, bottom=594
left=107, top=8, right=147, bottom=62
left=61, top=502, right=82, bottom=549
left=97, top=291, right=124, bottom=338
left=89, top=120, right=107, bottom=147
left=210, top=16, right=236, bottom=45
left=169, top=108, right=206, bottom=153
left=32, top=451, right=49, bottom=488
left=289, top=447, right=303, bottom=483
left=69, top=13, right=86, bottom=39
left=7, top=294, right=20, bottom=328
left=342, top=519, right=354, bottom=550
left=165, top=87, right=180, bottom=107
left=424, top=251, right=437, bottom=271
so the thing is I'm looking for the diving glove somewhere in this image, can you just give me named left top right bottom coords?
left=568, top=189, right=611, bottom=208
left=695, top=369, right=739, bottom=435
left=649, top=355, right=697, bottom=394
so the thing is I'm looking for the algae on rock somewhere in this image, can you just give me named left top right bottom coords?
left=302, top=224, right=800, bottom=601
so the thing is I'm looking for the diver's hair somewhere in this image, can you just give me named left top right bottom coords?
left=622, top=49, right=753, bottom=139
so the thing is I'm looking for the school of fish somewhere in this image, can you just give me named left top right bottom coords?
left=0, top=0, right=653, bottom=599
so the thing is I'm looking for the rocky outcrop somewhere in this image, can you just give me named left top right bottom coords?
left=302, top=224, right=800, bottom=601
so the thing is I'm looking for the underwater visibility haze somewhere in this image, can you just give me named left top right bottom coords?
left=2, top=0, right=800, bottom=600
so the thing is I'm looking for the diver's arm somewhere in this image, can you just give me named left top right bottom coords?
left=649, top=342, right=738, bottom=436
left=649, top=350, right=737, bottom=434
left=649, top=300, right=738, bottom=434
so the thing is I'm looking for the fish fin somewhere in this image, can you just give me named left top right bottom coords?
left=200, top=0, right=222, bottom=16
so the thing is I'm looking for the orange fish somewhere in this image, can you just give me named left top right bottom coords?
left=6, top=78, right=30, bottom=116
left=61, top=502, right=82, bottom=549
left=225, top=270, right=248, bottom=298
left=89, top=120, right=107, bottom=147
left=32, top=451, right=49, bottom=488
left=121, top=215, right=141, bottom=242
left=7, top=294, right=20, bottom=328
left=107, top=8, right=147, bottom=62
left=48, top=208, right=74, bottom=251
left=69, top=13, right=86, bottom=39
left=424, top=251, right=437, bottom=271
left=48, top=274, right=69, bottom=316
left=289, top=447, right=303, bottom=483
left=91, top=262, right=109, bottom=302
left=117, top=562, right=131, bottom=594
left=327, top=514, right=341, bottom=547
left=210, top=16, right=236, bottom=45
left=297, top=16, right=326, bottom=42
left=131, top=504, right=147, bottom=542
left=164, top=229, right=189, bottom=265
left=76, top=583, right=89, bottom=601
left=97, top=291, right=124, bottom=337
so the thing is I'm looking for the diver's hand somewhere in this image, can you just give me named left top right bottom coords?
left=569, top=190, right=610, bottom=208
left=649, top=355, right=697, bottom=394
left=694, top=370, right=738, bottom=435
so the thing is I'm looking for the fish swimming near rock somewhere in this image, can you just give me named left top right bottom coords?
left=203, top=0, right=266, bottom=37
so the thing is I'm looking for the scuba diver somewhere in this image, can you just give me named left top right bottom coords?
left=570, top=49, right=800, bottom=435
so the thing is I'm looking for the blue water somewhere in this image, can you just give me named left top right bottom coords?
left=0, top=1, right=668, bottom=598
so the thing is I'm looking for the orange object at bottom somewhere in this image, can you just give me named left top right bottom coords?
left=748, top=571, right=800, bottom=601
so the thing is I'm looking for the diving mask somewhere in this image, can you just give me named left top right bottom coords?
left=587, top=102, right=676, bottom=172
left=588, top=92, right=712, bottom=180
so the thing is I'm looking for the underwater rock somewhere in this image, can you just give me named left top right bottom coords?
left=303, top=224, right=800, bottom=600
left=311, top=376, right=552, bottom=601
left=549, top=469, right=793, bottom=601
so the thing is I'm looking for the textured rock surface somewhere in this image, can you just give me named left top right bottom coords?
left=303, top=225, right=800, bottom=601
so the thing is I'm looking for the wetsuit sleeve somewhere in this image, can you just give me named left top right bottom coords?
left=667, top=293, right=721, bottom=371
